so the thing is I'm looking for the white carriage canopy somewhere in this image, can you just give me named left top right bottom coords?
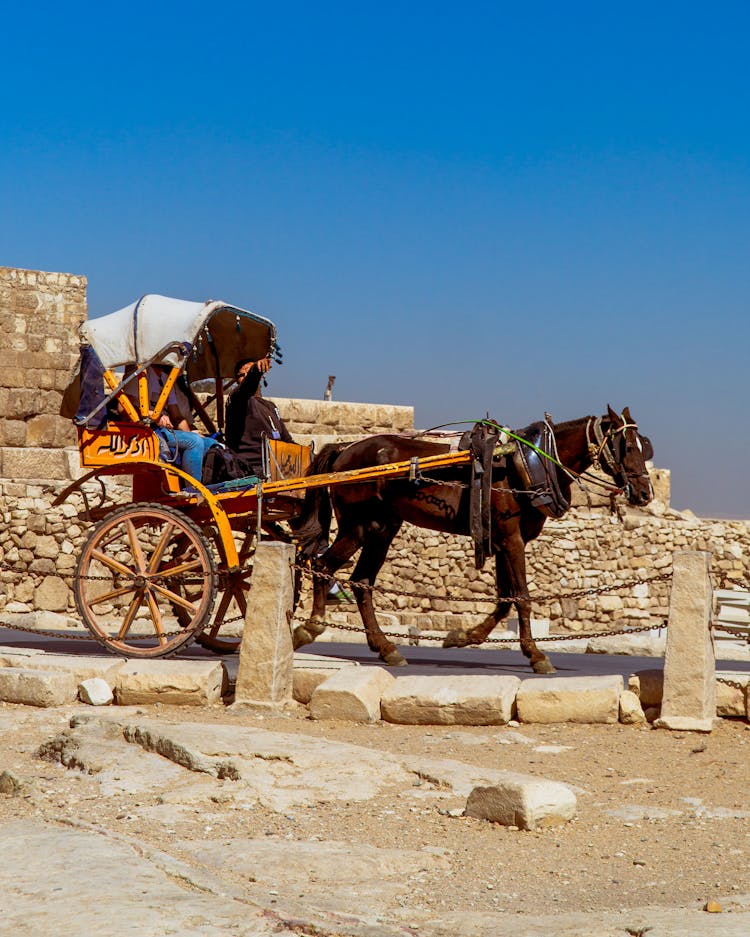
left=81, top=294, right=279, bottom=382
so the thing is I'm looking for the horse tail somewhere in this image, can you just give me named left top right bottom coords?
left=289, top=443, right=347, bottom=558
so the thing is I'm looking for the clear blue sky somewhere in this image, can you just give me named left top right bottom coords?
left=2, top=2, right=749, bottom=517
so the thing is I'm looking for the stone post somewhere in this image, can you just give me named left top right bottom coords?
left=233, top=541, right=296, bottom=708
left=655, top=551, right=715, bottom=732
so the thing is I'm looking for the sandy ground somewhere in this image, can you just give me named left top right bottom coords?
left=0, top=699, right=748, bottom=928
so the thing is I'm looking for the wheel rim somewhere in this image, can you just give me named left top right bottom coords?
left=75, top=504, right=217, bottom=657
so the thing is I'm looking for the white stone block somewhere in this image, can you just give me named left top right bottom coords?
left=292, top=654, right=359, bottom=705
left=0, top=652, right=124, bottom=685
left=465, top=772, right=577, bottom=830
left=380, top=675, right=520, bottom=725
left=114, top=660, right=226, bottom=706
left=587, top=632, right=666, bottom=657
left=715, top=673, right=749, bottom=719
left=0, top=668, right=77, bottom=707
left=516, top=675, right=624, bottom=724
left=505, top=617, right=549, bottom=639
left=79, top=677, right=114, bottom=706
left=619, top=689, right=647, bottom=725
left=309, top=667, right=395, bottom=722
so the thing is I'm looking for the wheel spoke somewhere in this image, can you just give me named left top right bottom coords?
left=148, top=521, right=176, bottom=573
left=155, top=557, right=205, bottom=579
left=150, top=582, right=199, bottom=612
left=125, top=519, right=148, bottom=574
left=117, top=591, right=145, bottom=639
left=91, top=549, right=137, bottom=580
left=144, top=589, right=168, bottom=645
left=87, top=585, right=141, bottom=606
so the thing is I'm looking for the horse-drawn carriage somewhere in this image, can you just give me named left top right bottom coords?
left=59, top=295, right=476, bottom=660
left=60, top=293, right=654, bottom=673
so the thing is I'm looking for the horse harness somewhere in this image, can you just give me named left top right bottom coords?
left=458, top=420, right=571, bottom=569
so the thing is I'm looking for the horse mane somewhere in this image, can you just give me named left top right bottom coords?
left=548, top=415, right=595, bottom=435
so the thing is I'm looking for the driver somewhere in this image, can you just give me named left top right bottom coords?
left=225, top=357, right=293, bottom=477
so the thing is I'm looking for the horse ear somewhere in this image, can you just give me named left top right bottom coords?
left=606, top=404, right=619, bottom=423
left=622, top=405, right=633, bottom=422
left=640, top=435, right=654, bottom=461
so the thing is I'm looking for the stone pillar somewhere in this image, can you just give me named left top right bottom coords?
left=655, top=551, right=715, bottom=732
left=233, top=541, right=295, bottom=708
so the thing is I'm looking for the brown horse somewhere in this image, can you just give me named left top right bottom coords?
left=291, top=406, right=653, bottom=673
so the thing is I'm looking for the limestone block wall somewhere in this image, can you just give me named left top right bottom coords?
left=351, top=505, right=750, bottom=632
left=0, top=267, right=87, bottom=450
left=273, top=397, right=414, bottom=449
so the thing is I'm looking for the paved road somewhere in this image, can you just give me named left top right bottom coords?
left=2, top=628, right=748, bottom=684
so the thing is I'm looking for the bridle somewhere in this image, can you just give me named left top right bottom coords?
left=585, top=415, right=651, bottom=500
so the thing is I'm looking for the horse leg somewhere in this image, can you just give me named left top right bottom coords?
left=443, top=554, right=512, bottom=649
left=502, top=541, right=555, bottom=674
left=349, top=521, right=406, bottom=667
left=293, top=528, right=361, bottom=650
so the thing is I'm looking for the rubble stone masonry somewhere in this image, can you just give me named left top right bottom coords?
left=1, top=266, right=749, bottom=629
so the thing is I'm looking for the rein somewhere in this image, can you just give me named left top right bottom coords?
left=415, top=416, right=638, bottom=499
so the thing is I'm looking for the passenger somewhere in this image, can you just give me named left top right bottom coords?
left=130, top=365, right=217, bottom=487
left=225, top=357, right=293, bottom=477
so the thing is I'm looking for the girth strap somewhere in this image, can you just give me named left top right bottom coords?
left=460, top=422, right=499, bottom=569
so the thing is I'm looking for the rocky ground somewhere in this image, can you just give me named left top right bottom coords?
left=0, top=698, right=747, bottom=936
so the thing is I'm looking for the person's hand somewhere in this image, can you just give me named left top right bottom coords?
left=157, top=413, right=173, bottom=429
left=256, top=357, right=272, bottom=373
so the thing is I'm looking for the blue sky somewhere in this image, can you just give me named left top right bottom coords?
left=2, top=2, right=749, bottom=517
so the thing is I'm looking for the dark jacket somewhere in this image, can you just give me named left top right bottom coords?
left=225, top=366, right=293, bottom=474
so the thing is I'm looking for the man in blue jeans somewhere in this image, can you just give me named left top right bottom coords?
left=146, top=367, right=217, bottom=487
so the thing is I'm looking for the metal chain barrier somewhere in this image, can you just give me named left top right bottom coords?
left=287, top=611, right=668, bottom=645
left=716, top=675, right=749, bottom=691
left=292, top=561, right=674, bottom=603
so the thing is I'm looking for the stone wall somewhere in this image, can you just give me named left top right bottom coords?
left=0, top=267, right=87, bottom=450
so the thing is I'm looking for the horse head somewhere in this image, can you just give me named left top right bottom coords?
left=595, top=405, right=654, bottom=507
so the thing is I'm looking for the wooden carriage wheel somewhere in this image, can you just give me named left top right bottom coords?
left=74, top=503, right=217, bottom=658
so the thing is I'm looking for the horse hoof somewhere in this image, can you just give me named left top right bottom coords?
left=292, top=627, right=313, bottom=650
left=443, top=629, right=468, bottom=649
left=532, top=658, right=556, bottom=674
left=383, top=649, right=407, bottom=667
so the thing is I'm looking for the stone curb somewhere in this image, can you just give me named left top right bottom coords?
left=0, top=650, right=745, bottom=724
